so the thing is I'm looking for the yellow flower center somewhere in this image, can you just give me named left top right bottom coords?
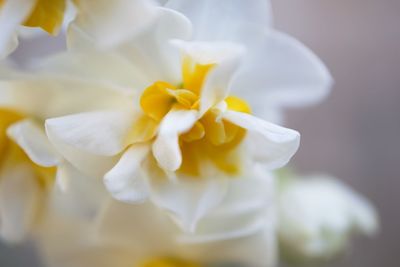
left=138, top=57, right=251, bottom=177
left=139, top=257, right=202, bottom=267
left=0, top=109, right=55, bottom=188
left=22, top=0, right=66, bottom=35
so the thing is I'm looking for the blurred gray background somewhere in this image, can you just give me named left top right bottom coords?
left=1, top=0, right=399, bottom=266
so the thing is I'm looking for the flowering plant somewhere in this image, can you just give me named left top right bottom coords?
left=0, top=1, right=378, bottom=267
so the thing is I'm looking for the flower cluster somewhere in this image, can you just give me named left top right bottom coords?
left=0, top=1, right=378, bottom=267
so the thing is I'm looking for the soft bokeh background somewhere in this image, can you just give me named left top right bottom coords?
left=1, top=1, right=399, bottom=266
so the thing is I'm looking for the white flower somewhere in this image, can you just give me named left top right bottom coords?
left=277, top=174, right=379, bottom=263
left=0, top=0, right=158, bottom=59
left=39, top=0, right=331, bottom=231
left=0, top=63, right=125, bottom=242
left=37, top=166, right=277, bottom=267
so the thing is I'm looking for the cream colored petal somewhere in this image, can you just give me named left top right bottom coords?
left=71, top=0, right=158, bottom=48
left=148, top=175, right=228, bottom=233
left=0, top=163, right=41, bottom=243
left=166, top=0, right=272, bottom=42
left=0, top=0, right=36, bottom=58
left=104, top=145, right=150, bottom=203
left=152, top=109, right=198, bottom=171
left=45, top=111, right=135, bottom=156
left=223, top=111, right=300, bottom=169
left=7, top=119, right=61, bottom=167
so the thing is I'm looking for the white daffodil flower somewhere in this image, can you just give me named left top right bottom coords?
left=0, top=0, right=158, bottom=59
left=0, top=63, right=130, bottom=242
left=40, top=1, right=331, bottom=232
left=277, top=174, right=379, bottom=264
left=36, top=167, right=277, bottom=267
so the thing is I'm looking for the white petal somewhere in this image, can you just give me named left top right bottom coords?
left=35, top=51, right=150, bottom=91
left=104, top=145, right=150, bottom=203
left=95, top=200, right=177, bottom=249
left=0, top=0, right=35, bottom=58
left=172, top=40, right=245, bottom=115
left=166, top=0, right=272, bottom=42
left=0, top=163, right=41, bottom=243
left=116, top=7, right=192, bottom=85
left=71, top=0, right=158, bottom=48
left=7, top=119, right=61, bottom=167
left=233, top=31, right=333, bottom=117
left=223, top=111, right=300, bottom=169
left=278, top=174, right=379, bottom=261
left=0, top=79, right=132, bottom=120
left=148, top=175, right=228, bottom=232
left=152, top=109, right=198, bottom=171
left=45, top=111, right=135, bottom=156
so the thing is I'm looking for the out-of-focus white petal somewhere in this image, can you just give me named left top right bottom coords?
left=71, top=0, right=158, bottom=48
left=104, top=145, right=150, bottom=203
left=7, top=119, right=61, bottom=167
left=116, top=7, right=192, bottom=85
left=0, top=79, right=132, bottom=119
left=166, top=0, right=272, bottom=42
left=45, top=111, right=135, bottom=156
left=172, top=40, right=245, bottom=115
left=278, top=174, right=379, bottom=262
left=49, top=163, right=109, bottom=222
left=0, top=0, right=35, bottom=58
left=223, top=111, right=300, bottom=169
left=34, top=51, right=150, bottom=91
left=233, top=31, right=333, bottom=119
left=0, top=163, right=41, bottom=243
left=152, top=109, right=198, bottom=171
left=148, top=175, right=228, bottom=233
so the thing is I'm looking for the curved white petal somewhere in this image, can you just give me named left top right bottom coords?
left=116, top=7, right=192, bottom=85
left=45, top=111, right=135, bottom=156
left=7, top=119, right=61, bottom=167
left=71, top=0, right=158, bottom=48
left=172, top=40, right=245, bottom=115
left=0, top=0, right=35, bottom=58
left=152, top=109, right=198, bottom=171
left=166, top=0, right=272, bottom=42
left=104, top=145, right=150, bottom=203
left=223, top=111, right=300, bottom=169
left=0, top=163, right=41, bottom=243
left=233, top=31, right=333, bottom=119
left=148, top=175, right=228, bottom=233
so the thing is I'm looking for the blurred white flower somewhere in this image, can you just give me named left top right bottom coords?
left=37, top=167, right=277, bottom=267
left=277, top=174, right=379, bottom=263
left=0, top=0, right=158, bottom=59
left=38, top=0, right=331, bottom=232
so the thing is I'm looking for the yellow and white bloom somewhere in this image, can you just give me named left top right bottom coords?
left=277, top=174, right=379, bottom=264
left=37, top=167, right=277, bottom=267
left=0, top=62, right=129, bottom=242
left=39, top=0, right=331, bottom=231
left=0, top=0, right=157, bottom=59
